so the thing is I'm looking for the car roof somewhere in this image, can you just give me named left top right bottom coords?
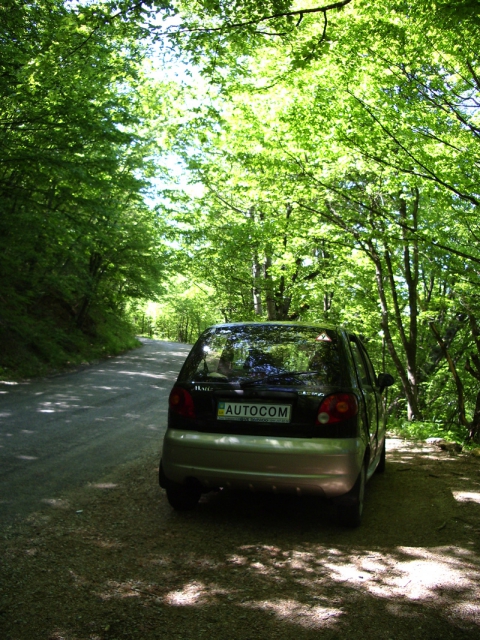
left=206, top=321, right=341, bottom=331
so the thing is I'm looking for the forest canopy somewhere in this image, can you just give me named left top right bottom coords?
left=1, top=0, right=479, bottom=441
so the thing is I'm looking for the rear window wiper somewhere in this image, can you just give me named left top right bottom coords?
left=241, top=371, right=322, bottom=387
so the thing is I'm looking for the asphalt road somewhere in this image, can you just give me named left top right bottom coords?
left=0, top=338, right=190, bottom=527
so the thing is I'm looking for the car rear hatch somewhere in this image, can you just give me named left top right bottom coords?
left=168, top=323, right=358, bottom=438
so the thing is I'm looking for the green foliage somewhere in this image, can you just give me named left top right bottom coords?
left=390, top=419, right=469, bottom=444
left=130, top=278, right=222, bottom=343
left=0, top=304, right=140, bottom=380
left=0, top=0, right=169, bottom=378
left=2, top=0, right=480, bottom=445
left=150, top=0, right=480, bottom=441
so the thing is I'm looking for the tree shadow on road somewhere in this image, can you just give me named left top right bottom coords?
left=1, top=440, right=479, bottom=639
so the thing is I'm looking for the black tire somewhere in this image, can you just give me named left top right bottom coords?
left=166, top=483, right=201, bottom=511
left=376, top=439, right=386, bottom=474
left=158, top=460, right=167, bottom=487
left=337, top=464, right=366, bottom=528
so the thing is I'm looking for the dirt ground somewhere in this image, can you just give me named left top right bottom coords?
left=1, top=437, right=480, bottom=640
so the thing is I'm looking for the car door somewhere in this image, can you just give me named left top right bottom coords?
left=349, top=336, right=383, bottom=467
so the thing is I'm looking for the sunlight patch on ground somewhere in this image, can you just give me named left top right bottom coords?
left=453, top=491, right=480, bottom=504
left=41, top=498, right=70, bottom=509
left=117, top=370, right=175, bottom=379
left=164, top=581, right=229, bottom=606
left=165, top=581, right=206, bottom=606
left=37, top=399, right=94, bottom=413
left=88, top=483, right=118, bottom=489
left=378, top=559, right=471, bottom=599
left=226, top=553, right=249, bottom=566
left=100, top=579, right=230, bottom=607
left=321, top=546, right=480, bottom=622
left=150, top=350, right=191, bottom=357
left=248, top=598, right=343, bottom=629
left=91, top=386, right=123, bottom=391
left=450, top=601, right=480, bottom=622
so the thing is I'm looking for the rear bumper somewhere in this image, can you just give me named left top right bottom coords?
left=161, top=428, right=365, bottom=498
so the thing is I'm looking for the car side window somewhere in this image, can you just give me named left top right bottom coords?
left=349, top=337, right=374, bottom=386
left=360, top=343, right=377, bottom=384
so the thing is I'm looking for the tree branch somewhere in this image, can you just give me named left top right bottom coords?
left=155, top=1, right=351, bottom=35
left=345, top=91, right=480, bottom=206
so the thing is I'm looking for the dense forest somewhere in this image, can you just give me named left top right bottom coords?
left=1, top=1, right=480, bottom=442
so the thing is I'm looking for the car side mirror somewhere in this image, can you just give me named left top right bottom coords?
left=377, top=372, right=394, bottom=393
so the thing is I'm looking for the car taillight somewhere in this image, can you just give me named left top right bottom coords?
left=169, top=387, right=195, bottom=419
left=316, top=393, right=358, bottom=424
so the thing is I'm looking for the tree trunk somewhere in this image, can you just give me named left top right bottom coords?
left=264, top=254, right=276, bottom=320
left=252, top=258, right=263, bottom=315
left=469, top=391, right=480, bottom=443
left=429, top=321, right=469, bottom=427
left=76, top=251, right=103, bottom=329
left=370, top=242, right=422, bottom=420
left=465, top=315, right=480, bottom=442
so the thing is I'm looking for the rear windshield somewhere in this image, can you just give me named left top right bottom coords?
left=179, top=324, right=342, bottom=386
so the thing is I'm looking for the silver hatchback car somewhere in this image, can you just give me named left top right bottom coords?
left=159, top=322, right=394, bottom=526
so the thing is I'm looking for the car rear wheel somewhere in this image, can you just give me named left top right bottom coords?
left=337, top=464, right=366, bottom=528
left=166, top=483, right=201, bottom=511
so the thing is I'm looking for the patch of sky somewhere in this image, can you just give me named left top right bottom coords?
left=140, top=38, right=213, bottom=208
left=66, top=3, right=213, bottom=209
